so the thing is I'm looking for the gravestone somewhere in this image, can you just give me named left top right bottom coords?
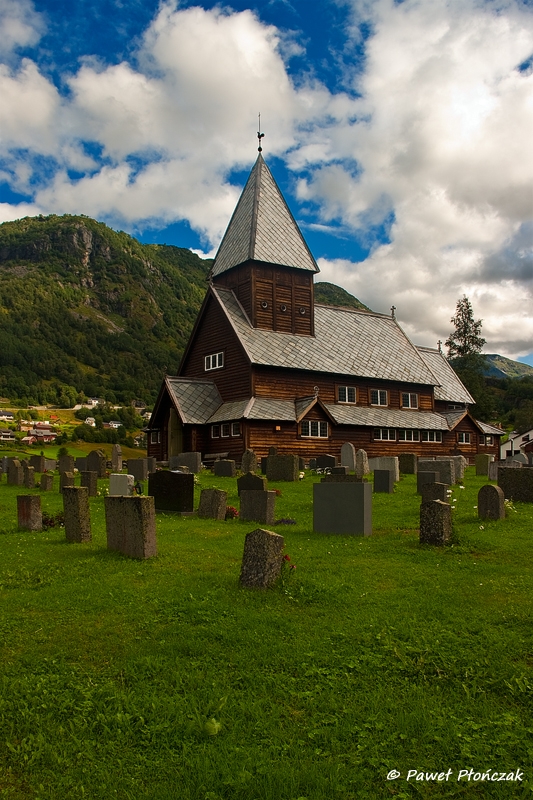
left=40, top=473, right=54, bottom=491
left=399, top=453, right=417, bottom=474
left=104, top=495, right=157, bottom=559
left=87, top=450, right=106, bottom=478
left=111, top=444, right=122, bottom=472
left=7, top=460, right=23, bottom=486
left=75, top=457, right=87, bottom=472
left=368, top=456, right=399, bottom=482
left=147, top=457, right=157, bottom=474
left=59, top=454, right=74, bottom=474
left=80, top=470, right=98, bottom=497
left=316, top=454, right=336, bottom=470
left=331, top=466, right=348, bottom=475
left=308, top=458, right=317, bottom=471
left=299, top=457, right=305, bottom=471
left=488, top=461, right=501, bottom=481
left=421, top=482, right=449, bottom=504
left=44, top=458, right=57, bottom=472
left=127, top=459, right=149, bottom=481
left=60, top=472, right=75, bottom=492
left=355, top=449, right=370, bottom=479
left=419, top=500, right=452, bottom=545
left=478, top=484, right=505, bottom=520
left=214, top=459, right=236, bottom=478
left=416, top=471, right=440, bottom=494
left=169, top=452, right=202, bottom=474
left=23, top=466, right=35, bottom=489
left=266, top=454, right=299, bottom=482
left=498, top=467, right=533, bottom=503
left=241, top=449, right=258, bottom=474
left=239, top=490, right=276, bottom=525
left=321, top=473, right=361, bottom=483
left=29, top=455, right=45, bottom=473
left=419, top=458, right=455, bottom=486
left=511, top=453, right=528, bottom=464
left=17, top=496, right=42, bottom=531
left=260, top=457, right=268, bottom=474
left=237, top=472, right=267, bottom=496
left=21, top=459, right=29, bottom=468
left=148, top=471, right=194, bottom=513
left=374, top=469, right=394, bottom=493
left=340, top=442, right=356, bottom=472
left=109, top=474, right=134, bottom=496
left=313, top=482, right=372, bottom=536
left=268, top=447, right=277, bottom=456
left=475, top=453, right=494, bottom=476
left=239, top=528, right=285, bottom=589
left=63, top=486, right=92, bottom=542
left=198, top=488, right=227, bottom=520
left=437, top=455, right=465, bottom=481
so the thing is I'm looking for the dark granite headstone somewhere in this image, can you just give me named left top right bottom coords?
left=241, top=449, right=258, bottom=474
left=331, top=466, right=348, bottom=475
left=266, top=454, right=299, bottom=482
left=478, top=484, right=505, bottom=520
left=59, top=454, right=74, bottom=474
left=87, top=450, right=106, bottom=478
left=17, top=495, right=42, bottom=531
left=23, top=466, right=35, bottom=489
left=260, top=457, right=268, bottom=474
left=419, top=500, right=452, bottom=545
left=7, top=460, right=23, bottom=486
left=399, top=453, right=417, bottom=474
left=237, top=472, right=267, bottom=496
left=321, top=474, right=361, bottom=483
left=214, top=459, right=236, bottom=478
left=316, top=454, right=336, bottom=470
left=197, top=488, right=227, bottom=520
left=419, top=458, right=455, bottom=486
left=169, top=452, right=202, bottom=474
left=147, top=457, right=157, bottom=474
left=374, top=469, right=394, bottom=493
left=498, top=467, right=533, bottom=503
left=239, top=490, right=276, bottom=525
left=127, top=459, right=149, bottom=481
left=104, top=495, right=157, bottom=558
left=111, top=444, right=122, bottom=472
left=29, top=455, right=45, bottom=473
left=40, top=473, right=54, bottom=491
left=420, top=482, right=449, bottom=504
left=148, top=471, right=194, bottom=512
left=63, top=487, right=92, bottom=542
left=75, top=457, right=87, bottom=472
left=60, top=471, right=75, bottom=492
left=80, top=470, right=98, bottom=497
left=239, top=528, right=284, bottom=589
left=308, top=458, right=317, bottom=470
left=313, top=482, right=372, bottom=536
left=417, top=471, right=440, bottom=494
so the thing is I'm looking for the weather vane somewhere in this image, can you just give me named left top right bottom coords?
left=257, top=113, right=264, bottom=152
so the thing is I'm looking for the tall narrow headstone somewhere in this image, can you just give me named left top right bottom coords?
left=419, top=500, right=452, bottom=545
left=60, top=471, right=75, bottom=492
left=80, top=470, right=98, bottom=497
left=29, top=455, right=45, bottom=473
left=40, top=473, right=54, bottom=491
left=63, top=486, right=92, bottom=542
left=75, top=457, right=87, bottom=472
left=87, top=449, right=107, bottom=478
left=17, top=495, right=42, bottom=531
left=104, top=495, right=157, bottom=559
left=23, top=465, right=35, bottom=489
left=111, top=444, right=122, bottom=472
left=239, top=528, right=285, bottom=589
left=355, top=449, right=370, bottom=479
left=374, top=469, right=394, bottom=493
left=475, top=453, right=494, bottom=476
left=340, top=442, right=356, bottom=472
left=7, top=460, right=23, bottom=486
left=241, top=449, right=258, bottom=474
left=59, top=454, right=74, bottom=474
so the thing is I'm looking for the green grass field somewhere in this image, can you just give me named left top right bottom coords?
left=0, top=469, right=532, bottom=799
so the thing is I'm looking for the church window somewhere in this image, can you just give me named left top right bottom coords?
left=211, top=425, right=220, bottom=438
left=421, top=431, right=442, bottom=443
left=221, top=423, right=230, bottom=438
left=457, top=432, right=471, bottom=444
left=370, top=389, right=388, bottom=406
left=398, top=429, right=420, bottom=441
left=374, top=428, right=396, bottom=440
left=150, top=431, right=161, bottom=444
left=401, top=393, right=418, bottom=409
left=231, top=422, right=241, bottom=436
left=301, top=420, right=328, bottom=438
left=205, top=352, right=224, bottom=371
left=338, top=386, right=356, bottom=403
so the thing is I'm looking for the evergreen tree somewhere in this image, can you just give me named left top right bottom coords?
left=445, top=296, right=492, bottom=420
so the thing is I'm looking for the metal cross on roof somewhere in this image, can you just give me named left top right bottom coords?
left=257, top=113, right=264, bottom=152
left=391, top=305, right=396, bottom=319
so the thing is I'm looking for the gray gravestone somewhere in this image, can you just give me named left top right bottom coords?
left=40, top=473, right=54, bottom=491
left=111, top=444, right=122, bottom=472
left=241, top=449, right=258, bottom=474
left=59, top=454, right=74, bottom=474
left=198, top=488, right=227, bottom=520
left=214, top=459, right=236, bottom=478
left=239, top=528, right=285, bottom=589
left=355, top=449, right=370, bottom=479
left=436, top=455, right=465, bottom=482
left=475, top=453, right=494, bottom=476
left=316, top=455, right=336, bottom=470
left=498, top=467, right=533, bottom=503
left=266, top=454, right=299, bottom=482
left=478, top=484, right=505, bottom=520
left=7, top=460, right=23, bottom=486
left=488, top=461, right=500, bottom=481
left=60, top=471, right=75, bottom=492
left=308, top=458, right=317, bottom=471
left=419, top=500, right=452, bottom=545
left=331, top=466, right=348, bottom=475
left=44, top=458, right=57, bottom=472
left=127, top=459, right=149, bottom=481
left=237, top=472, right=267, bottom=496
left=29, top=455, right=45, bottom=473
left=147, top=457, right=157, bottom=474
left=109, top=474, right=134, bottom=496
left=268, top=447, right=277, bottom=456
left=17, top=495, right=42, bottom=531
left=104, top=495, right=157, bottom=559
left=419, top=458, right=454, bottom=486
left=374, top=469, right=394, bottom=493
left=23, top=466, right=35, bottom=489
left=368, top=456, right=399, bottom=482
left=169, top=452, right=202, bottom=474
left=399, top=453, right=417, bottom=474
left=313, top=482, right=372, bottom=536
left=421, top=482, right=449, bottom=504
left=80, top=470, right=98, bottom=497
left=148, top=471, right=194, bottom=513
left=63, top=486, right=92, bottom=542
left=417, top=471, right=440, bottom=494
left=321, top=473, right=361, bottom=483
left=87, top=450, right=106, bottom=478
left=340, top=442, right=356, bottom=472
left=75, top=457, right=87, bottom=472
left=239, top=490, right=276, bottom=525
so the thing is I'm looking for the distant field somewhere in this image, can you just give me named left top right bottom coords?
left=0, top=468, right=531, bottom=799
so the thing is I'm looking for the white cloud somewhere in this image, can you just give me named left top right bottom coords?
left=0, top=0, right=44, bottom=58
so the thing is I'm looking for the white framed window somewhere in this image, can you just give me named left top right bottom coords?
left=370, top=389, right=388, bottom=406
left=484, top=435, right=493, bottom=446
left=221, top=423, right=230, bottom=438
left=211, top=424, right=220, bottom=438
left=398, top=429, right=420, bottom=441
left=150, top=430, right=161, bottom=444
left=204, top=351, right=224, bottom=371
left=421, top=431, right=443, bottom=443
left=338, top=386, right=357, bottom=404
left=231, top=422, right=241, bottom=437
left=401, top=393, right=418, bottom=409
left=301, top=420, right=328, bottom=438
left=457, top=432, right=471, bottom=444
left=374, top=428, right=396, bottom=440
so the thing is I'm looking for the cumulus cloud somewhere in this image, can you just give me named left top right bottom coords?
left=0, top=0, right=44, bottom=58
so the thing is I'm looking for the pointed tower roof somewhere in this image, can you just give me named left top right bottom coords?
left=210, top=154, right=319, bottom=279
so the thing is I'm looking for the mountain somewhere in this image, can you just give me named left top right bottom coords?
left=483, top=354, right=533, bottom=380
left=0, top=215, right=370, bottom=406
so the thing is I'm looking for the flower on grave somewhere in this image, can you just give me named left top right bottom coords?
left=299, top=472, right=305, bottom=480
left=479, top=525, right=485, bottom=530
left=225, top=506, right=239, bottom=520
left=283, top=554, right=291, bottom=561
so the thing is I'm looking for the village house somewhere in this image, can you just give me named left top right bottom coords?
left=148, top=152, right=502, bottom=465
left=500, top=428, right=533, bottom=461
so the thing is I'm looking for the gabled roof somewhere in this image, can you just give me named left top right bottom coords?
left=210, top=154, right=319, bottom=278
left=165, top=378, right=222, bottom=424
left=326, top=405, right=449, bottom=430
left=416, top=346, right=475, bottom=404
left=213, top=286, right=438, bottom=385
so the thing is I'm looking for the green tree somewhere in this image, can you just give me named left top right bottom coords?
left=445, top=296, right=492, bottom=421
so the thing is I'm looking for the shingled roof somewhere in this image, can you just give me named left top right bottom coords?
left=416, top=346, right=475, bottom=404
left=210, top=154, right=319, bottom=278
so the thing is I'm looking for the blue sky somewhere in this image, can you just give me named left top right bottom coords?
left=0, top=0, right=532, bottom=364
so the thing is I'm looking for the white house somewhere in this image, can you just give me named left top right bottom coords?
left=500, top=428, right=533, bottom=460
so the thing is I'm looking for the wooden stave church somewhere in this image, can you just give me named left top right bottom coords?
left=147, top=152, right=502, bottom=464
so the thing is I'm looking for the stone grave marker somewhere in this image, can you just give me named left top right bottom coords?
left=420, top=482, right=449, bottom=504
left=17, top=496, right=42, bottom=531
left=321, top=473, right=361, bottom=483
left=399, top=453, right=417, bottom=474
left=105, top=495, right=157, bottom=559
left=437, top=455, right=465, bottom=481
left=308, top=458, right=317, bottom=470
left=40, top=473, right=54, bottom=491
left=419, top=500, right=452, bottom=546
left=60, top=472, right=75, bottom=492
left=416, top=471, right=440, bottom=494
left=111, top=444, right=122, bottom=472
left=147, top=457, right=157, bottom=474
left=313, top=482, right=372, bottom=536
left=266, top=454, right=299, bottom=482
left=87, top=450, right=107, bottom=478
left=475, top=453, right=494, bottom=476
left=488, top=461, right=500, bottom=481
left=260, top=457, right=268, bottom=474
left=75, top=457, right=87, bottom=472
left=340, top=442, right=356, bottom=472
left=478, top=484, right=505, bottom=520
left=148, top=471, right=194, bottom=513
left=169, top=452, right=202, bottom=474
left=127, top=459, right=149, bottom=481
left=239, top=490, right=276, bottom=525
left=198, top=488, right=227, bottom=520
left=44, top=458, right=57, bottom=472
left=419, top=458, right=455, bottom=486
left=214, top=459, right=236, bottom=478
left=63, top=487, right=92, bottom=542
left=109, top=474, right=134, bottom=496
left=368, top=456, right=400, bottom=482
left=239, top=528, right=285, bottom=589
left=7, top=460, right=24, bottom=486
left=80, top=470, right=98, bottom=497
left=59, top=454, right=74, bottom=474
left=23, top=466, right=35, bottom=489
left=237, top=472, right=267, bottom=496
left=374, top=469, right=394, bottom=493
left=498, top=467, right=533, bottom=503
left=268, top=447, right=277, bottom=456
left=355, top=449, right=370, bottom=479
left=331, top=466, right=348, bottom=475
left=316, top=454, right=336, bottom=470
left=29, top=455, right=45, bottom=473
left=241, top=449, right=257, bottom=474
left=299, top=457, right=305, bottom=471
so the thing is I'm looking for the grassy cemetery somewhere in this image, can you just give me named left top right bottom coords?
left=0, top=456, right=532, bottom=799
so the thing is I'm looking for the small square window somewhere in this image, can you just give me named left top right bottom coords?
left=401, top=393, right=418, bottom=409
left=457, top=432, right=471, bottom=444
left=373, top=428, right=396, bottom=440
left=150, top=430, right=161, bottom=444
left=370, top=389, right=388, bottom=406
left=338, top=386, right=356, bottom=403
left=205, top=351, right=224, bottom=371
left=301, top=420, right=328, bottom=438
